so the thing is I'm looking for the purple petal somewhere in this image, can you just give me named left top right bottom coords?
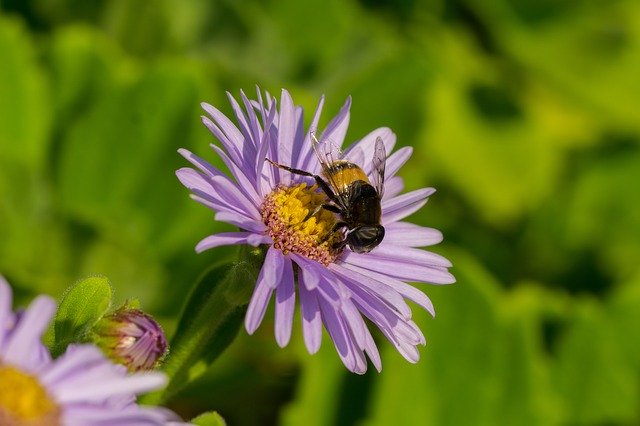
left=245, top=247, right=282, bottom=334
left=40, top=344, right=106, bottom=385
left=349, top=288, right=425, bottom=361
left=298, top=279, right=322, bottom=354
left=275, top=255, right=295, bottom=347
left=363, top=328, right=382, bottom=372
left=345, top=127, right=396, bottom=174
left=209, top=175, right=260, bottom=218
left=299, top=95, right=325, bottom=172
left=320, top=96, right=351, bottom=150
left=382, top=176, right=404, bottom=200
left=240, top=89, right=263, bottom=145
left=226, top=91, right=258, bottom=169
left=318, top=297, right=362, bottom=373
left=213, top=211, right=265, bottom=234
left=383, top=222, right=443, bottom=247
left=209, top=144, right=261, bottom=206
left=290, top=254, right=324, bottom=290
left=276, top=89, right=297, bottom=184
left=330, top=263, right=412, bottom=319
left=382, top=188, right=435, bottom=223
left=385, top=146, right=413, bottom=178
left=371, top=244, right=452, bottom=268
left=0, top=276, right=13, bottom=348
left=256, top=105, right=278, bottom=191
left=201, top=103, right=245, bottom=160
left=3, top=295, right=56, bottom=368
left=177, top=148, right=223, bottom=179
left=55, top=365, right=167, bottom=403
left=176, top=167, right=213, bottom=195
left=200, top=115, right=243, bottom=168
left=195, top=232, right=270, bottom=252
left=342, top=262, right=436, bottom=317
left=342, top=249, right=455, bottom=284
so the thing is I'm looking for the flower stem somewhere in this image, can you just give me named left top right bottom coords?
left=142, top=245, right=264, bottom=405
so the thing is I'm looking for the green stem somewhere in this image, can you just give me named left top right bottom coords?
left=142, top=245, right=265, bottom=405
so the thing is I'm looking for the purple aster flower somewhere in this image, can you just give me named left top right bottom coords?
left=92, top=306, right=168, bottom=372
left=177, top=88, right=455, bottom=374
left=0, top=276, right=189, bottom=425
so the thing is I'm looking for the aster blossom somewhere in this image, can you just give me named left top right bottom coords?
left=92, top=306, right=168, bottom=372
left=177, top=88, right=455, bottom=373
left=0, top=276, right=188, bottom=425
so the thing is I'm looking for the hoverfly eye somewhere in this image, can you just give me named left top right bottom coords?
left=348, top=226, right=385, bottom=253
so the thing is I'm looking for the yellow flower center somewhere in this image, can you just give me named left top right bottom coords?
left=261, top=183, right=343, bottom=265
left=0, top=364, right=61, bottom=426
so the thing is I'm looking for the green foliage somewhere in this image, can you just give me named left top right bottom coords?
left=2, top=0, right=640, bottom=424
left=191, top=411, right=227, bottom=426
left=144, top=246, right=263, bottom=404
left=50, top=275, right=113, bottom=357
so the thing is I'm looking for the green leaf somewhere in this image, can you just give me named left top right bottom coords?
left=142, top=245, right=264, bottom=404
left=57, top=61, right=200, bottom=233
left=0, top=16, right=51, bottom=171
left=419, top=31, right=590, bottom=226
left=45, top=25, right=126, bottom=128
left=280, top=336, right=350, bottom=426
left=564, top=151, right=640, bottom=281
left=364, top=249, right=562, bottom=426
left=51, top=276, right=113, bottom=357
left=552, top=298, right=637, bottom=424
left=608, top=274, right=640, bottom=369
left=190, top=412, right=227, bottom=426
left=481, top=0, right=640, bottom=131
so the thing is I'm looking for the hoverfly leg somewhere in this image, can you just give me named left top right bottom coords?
left=331, top=221, right=348, bottom=232
left=317, top=221, right=347, bottom=245
left=303, top=204, right=323, bottom=222
left=321, top=203, right=341, bottom=214
left=265, top=158, right=341, bottom=204
left=331, top=237, right=348, bottom=250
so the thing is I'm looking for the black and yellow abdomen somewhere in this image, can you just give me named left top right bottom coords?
left=324, top=161, right=370, bottom=194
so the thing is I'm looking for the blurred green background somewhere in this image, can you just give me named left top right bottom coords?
left=1, top=0, right=640, bottom=424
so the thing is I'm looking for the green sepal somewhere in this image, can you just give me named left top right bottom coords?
left=190, top=411, right=227, bottom=426
left=142, top=245, right=264, bottom=404
left=48, top=275, right=113, bottom=357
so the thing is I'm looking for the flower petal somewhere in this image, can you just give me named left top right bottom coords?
left=385, top=146, right=413, bottom=178
left=298, top=280, right=322, bottom=354
left=3, top=295, right=56, bottom=369
left=383, top=222, right=443, bottom=247
left=299, top=95, right=326, bottom=172
left=382, top=176, right=404, bottom=200
left=177, top=148, right=223, bottom=179
left=275, top=256, right=295, bottom=347
left=330, top=263, right=412, bottom=320
left=382, top=188, right=435, bottom=223
left=245, top=247, right=282, bottom=334
left=209, top=144, right=262, bottom=206
left=276, top=89, right=298, bottom=184
left=342, top=262, right=436, bottom=317
left=346, top=127, right=396, bottom=175
left=320, top=96, right=351, bottom=150
left=214, top=211, right=265, bottom=234
left=195, top=232, right=270, bottom=253
left=342, top=249, right=455, bottom=284
left=0, top=276, right=13, bottom=349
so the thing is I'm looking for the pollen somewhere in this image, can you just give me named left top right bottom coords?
left=0, top=365, right=61, bottom=426
left=261, top=183, right=342, bottom=265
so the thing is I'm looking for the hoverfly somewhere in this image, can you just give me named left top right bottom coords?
left=267, top=133, right=386, bottom=253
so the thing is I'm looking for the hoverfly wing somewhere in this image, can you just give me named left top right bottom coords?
left=310, top=131, right=349, bottom=209
left=371, top=136, right=386, bottom=198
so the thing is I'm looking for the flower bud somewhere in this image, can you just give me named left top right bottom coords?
left=92, top=307, right=168, bottom=372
